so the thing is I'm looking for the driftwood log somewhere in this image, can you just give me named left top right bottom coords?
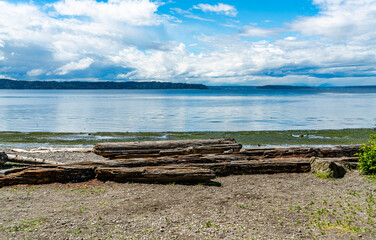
left=0, top=165, right=216, bottom=187
left=243, top=145, right=361, bottom=158
left=0, top=152, right=60, bottom=165
left=95, top=166, right=216, bottom=184
left=94, top=138, right=242, bottom=158
left=0, top=139, right=362, bottom=187
left=11, top=147, right=92, bottom=153
left=0, top=155, right=359, bottom=188
left=4, top=154, right=60, bottom=165
left=0, top=166, right=96, bottom=188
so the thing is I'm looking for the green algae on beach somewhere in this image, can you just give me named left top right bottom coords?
left=0, top=128, right=374, bottom=147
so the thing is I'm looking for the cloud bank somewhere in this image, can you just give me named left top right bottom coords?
left=0, top=0, right=375, bottom=85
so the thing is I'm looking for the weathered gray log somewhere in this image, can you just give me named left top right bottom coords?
left=71, top=157, right=311, bottom=176
left=95, top=166, right=216, bottom=184
left=0, top=142, right=362, bottom=188
left=243, top=145, right=361, bottom=158
left=0, top=166, right=96, bottom=188
left=180, top=158, right=312, bottom=176
left=70, top=153, right=358, bottom=174
left=72, top=152, right=359, bottom=169
left=4, top=154, right=61, bottom=165
left=11, top=147, right=93, bottom=153
left=94, top=138, right=242, bottom=158
left=318, top=146, right=361, bottom=157
left=73, top=154, right=253, bottom=168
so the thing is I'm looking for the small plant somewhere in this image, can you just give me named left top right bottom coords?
left=357, top=133, right=376, bottom=175
left=294, top=205, right=302, bottom=211
left=205, top=221, right=212, bottom=228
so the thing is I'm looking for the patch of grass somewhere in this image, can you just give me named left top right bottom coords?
left=315, top=170, right=335, bottom=179
left=365, top=174, right=376, bottom=183
left=294, top=191, right=376, bottom=236
left=4, top=217, right=48, bottom=232
left=79, top=207, right=87, bottom=213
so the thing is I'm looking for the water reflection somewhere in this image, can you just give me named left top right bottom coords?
left=0, top=89, right=375, bottom=132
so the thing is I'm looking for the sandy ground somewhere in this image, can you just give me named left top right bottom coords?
left=0, top=149, right=375, bottom=239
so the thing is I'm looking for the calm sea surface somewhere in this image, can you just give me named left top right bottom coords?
left=1, top=88, right=376, bottom=132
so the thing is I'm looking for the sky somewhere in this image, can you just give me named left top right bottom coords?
left=0, top=0, right=376, bottom=86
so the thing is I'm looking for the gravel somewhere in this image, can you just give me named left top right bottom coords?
left=0, top=148, right=375, bottom=239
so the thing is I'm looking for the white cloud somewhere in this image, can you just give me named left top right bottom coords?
left=109, top=34, right=376, bottom=85
left=185, top=14, right=215, bottom=22
left=193, top=3, right=237, bottom=17
left=171, top=7, right=215, bottom=22
left=27, top=69, right=44, bottom=77
left=111, top=43, right=193, bottom=80
left=0, top=0, right=170, bottom=77
left=239, top=26, right=277, bottom=37
left=55, top=57, right=94, bottom=75
left=284, top=36, right=296, bottom=41
left=0, top=0, right=376, bottom=85
left=53, top=0, right=163, bottom=26
left=291, top=0, right=376, bottom=43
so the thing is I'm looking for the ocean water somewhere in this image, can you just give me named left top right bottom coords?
left=0, top=88, right=376, bottom=132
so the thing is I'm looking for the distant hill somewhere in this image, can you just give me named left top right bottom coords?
left=343, top=85, right=376, bottom=89
left=256, top=85, right=314, bottom=90
left=209, top=86, right=257, bottom=90
left=0, top=79, right=208, bottom=90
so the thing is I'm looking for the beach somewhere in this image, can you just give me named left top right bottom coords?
left=0, top=146, right=374, bottom=239
left=0, top=168, right=373, bottom=239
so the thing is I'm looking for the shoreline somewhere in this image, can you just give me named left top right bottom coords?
left=0, top=128, right=374, bottom=147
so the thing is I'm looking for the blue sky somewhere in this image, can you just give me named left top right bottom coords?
left=0, top=0, right=375, bottom=86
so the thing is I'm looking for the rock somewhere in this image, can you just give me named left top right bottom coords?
left=310, top=157, right=346, bottom=178
left=0, top=152, right=8, bottom=166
